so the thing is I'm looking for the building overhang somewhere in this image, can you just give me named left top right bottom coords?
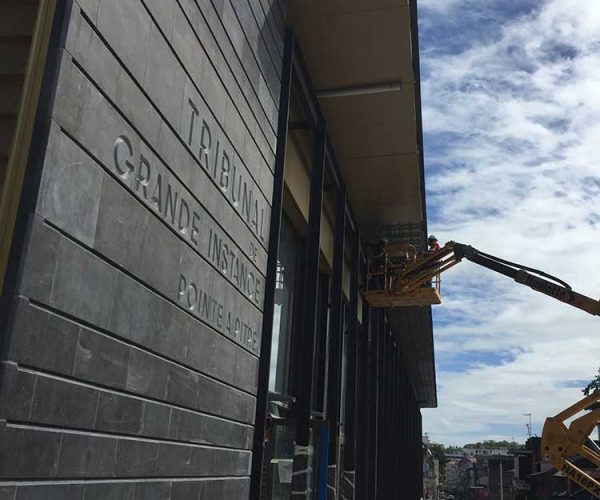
left=290, top=0, right=437, bottom=407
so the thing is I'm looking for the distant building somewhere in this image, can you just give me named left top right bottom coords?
left=423, top=437, right=441, bottom=500
left=446, top=460, right=461, bottom=493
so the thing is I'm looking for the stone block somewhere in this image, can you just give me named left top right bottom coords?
left=203, top=477, right=250, bottom=499
left=57, top=433, right=117, bottom=477
left=16, top=216, right=59, bottom=304
left=72, top=327, right=130, bottom=389
left=0, top=426, right=61, bottom=478
left=5, top=298, right=79, bottom=375
left=52, top=55, right=89, bottom=136
left=0, top=362, right=35, bottom=421
left=36, top=123, right=103, bottom=247
left=0, top=487, right=15, bottom=500
left=195, top=374, right=255, bottom=423
left=140, top=401, right=171, bottom=438
left=233, top=347, right=259, bottom=395
left=114, top=438, right=159, bottom=476
left=165, top=364, right=199, bottom=408
left=144, top=24, right=186, bottom=127
left=109, top=273, right=154, bottom=347
left=83, top=482, right=136, bottom=500
left=15, top=484, right=84, bottom=500
left=155, top=307, right=188, bottom=367
left=170, top=481, right=202, bottom=500
left=75, top=0, right=100, bottom=23
left=143, top=0, right=176, bottom=40
left=50, top=235, right=117, bottom=331
left=30, top=375, right=99, bottom=429
left=155, top=443, right=191, bottom=476
left=94, top=175, right=150, bottom=277
left=126, top=348, right=168, bottom=400
left=67, top=9, right=119, bottom=99
left=175, top=408, right=251, bottom=449
left=211, top=447, right=251, bottom=476
left=95, top=392, right=144, bottom=434
left=96, top=0, right=152, bottom=83
left=114, top=66, right=162, bottom=146
left=133, top=481, right=172, bottom=500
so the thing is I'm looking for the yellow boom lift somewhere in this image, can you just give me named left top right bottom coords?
left=364, top=241, right=600, bottom=316
left=542, top=390, right=600, bottom=498
left=364, top=241, right=600, bottom=496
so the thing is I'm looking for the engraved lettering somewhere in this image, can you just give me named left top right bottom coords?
left=165, top=184, right=178, bottom=224
left=187, top=99, right=199, bottom=147
left=220, top=150, right=230, bottom=191
left=114, top=135, right=135, bottom=180
left=251, top=199, right=258, bottom=231
left=231, top=164, right=241, bottom=205
left=212, top=140, right=220, bottom=178
left=178, top=275, right=187, bottom=300
left=200, top=120, right=211, bottom=168
left=178, top=198, right=190, bottom=234
left=260, top=208, right=266, bottom=244
left=136, top=154, right=151, bottom=199
left=191, top=211, right=201, bottom=245
left=151, top=173, right=163, bottom=212
left=242, top=183, right=252, bottom=224
left=187, top=281, right=198, bottom=310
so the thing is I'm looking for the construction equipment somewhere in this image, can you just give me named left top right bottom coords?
left=542, top=390, right=600, bottom=498
left=364, top=241, right=600, bottom=316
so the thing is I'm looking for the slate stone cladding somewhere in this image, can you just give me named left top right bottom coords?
left=0, top=0, right=288, bottom=497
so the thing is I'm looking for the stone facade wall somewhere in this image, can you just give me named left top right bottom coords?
left=0, top=0, right=287, bottom=497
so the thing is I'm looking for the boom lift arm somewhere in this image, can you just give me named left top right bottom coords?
left=542, top=390, right=600, bottom=498
left=365, top=241, right=600, bottom=316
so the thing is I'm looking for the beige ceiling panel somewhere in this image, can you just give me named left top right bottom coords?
left=342, top=154, right=423, bottom=229
left=321, top=87, right=418, bottom=160
left=291, top=6, right=413, bottom=90
left=291, top=0, right=407, bottom=17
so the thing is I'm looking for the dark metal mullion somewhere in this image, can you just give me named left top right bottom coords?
left=367, top=308, right=379, bottom=498
left=393, top=342, right=400, bottom=500
left=325, top=187, right=346, bottom=462
left=248, top=25, right=294, bottom=500
left=343, top=228, right=360, bottom=470
left=380, top=327, right=391, bottom=499
left=295, top=117, right=326, bottom=447
left=355, top=296, right=369, bottom=499
left=292, top=45, right=321, bottom=129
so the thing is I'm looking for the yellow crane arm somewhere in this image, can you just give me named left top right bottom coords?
left=392, top=242, right=600, bottom=316
left=542, top=390, right=600, bottom=498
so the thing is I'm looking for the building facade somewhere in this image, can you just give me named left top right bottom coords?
left=0, top=0, right=434, bottom=499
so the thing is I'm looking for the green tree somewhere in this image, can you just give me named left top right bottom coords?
left=583, top=367, right=600, bottom=396
left=582, top=368, right=600, bottom=442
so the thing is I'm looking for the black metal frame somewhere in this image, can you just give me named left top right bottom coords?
left=252, top=22, right=426, bottom=500
left=249, top=26, right=295, bottom=500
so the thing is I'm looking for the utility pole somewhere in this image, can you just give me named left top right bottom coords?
left=500, top=459, right=504, bottom=500
left=523, top=413, right=532, bottom=439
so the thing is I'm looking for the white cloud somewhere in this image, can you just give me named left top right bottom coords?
left=421, top=0, right=600, bottom=445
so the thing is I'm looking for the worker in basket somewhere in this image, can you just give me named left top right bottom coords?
left=426, top=234, right=441, bottom=253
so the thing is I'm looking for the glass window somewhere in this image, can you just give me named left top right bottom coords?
left=269, top=215, right=301, bottom=395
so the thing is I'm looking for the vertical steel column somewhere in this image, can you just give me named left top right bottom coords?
left=355, top=291, right=369, bottom=500
left=392, top=343, right=400, bottom=499
left=290, top=118, right=326, bottom=499
left=375, top=323, right=387, bottom=499
left=249, top=27, right=294, bottom=500
left=343, top=229, right=360, bottom=470
left=326, top=188, right=346, bottom=461
left=295, top=118, right=326, bottom=446
left=366, top=308, right=378, bottom=498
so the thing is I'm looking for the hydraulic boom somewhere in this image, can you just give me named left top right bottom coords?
left=364, top=241, right=600, bottom=316
left=542, top=390, right=600, bottom=498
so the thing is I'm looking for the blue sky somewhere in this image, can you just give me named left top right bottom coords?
left=418, top=0, right=600, bottom=446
